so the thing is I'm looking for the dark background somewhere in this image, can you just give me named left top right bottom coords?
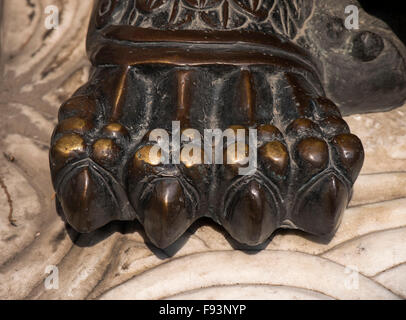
left=359, top=0, right=406, bottom=45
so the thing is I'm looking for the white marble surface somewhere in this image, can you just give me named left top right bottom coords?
left=0, top=0, right=405, bottom=300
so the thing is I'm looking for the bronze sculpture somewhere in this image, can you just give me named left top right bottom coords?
left=49, top=0, right=406, bottom=248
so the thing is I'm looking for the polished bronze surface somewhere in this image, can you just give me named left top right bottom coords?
left=103, top=122, right=129, bottom=138
left=259, top=141, right=289, bottom=177
left=332, top=134, right=365, bottom=182
left=223, top=180, right=277, bottom=246
left=50, top=134, right=86, bottom=178
left=56, top=117, right=93, bottom=135
left=142, top=179, right=192, bottom=248
left=52, top=134, right=86, bottom=158
left=296, top=138, right=329, bottom=170
left=58, top=95, right=97, bottom=121
left=92, top=139, right=120, bottom=166
left=287, top=118, right=319, bottom=134
left=257, top=124, right=283, bottom=141
left=49, top=0, right=406, bottom=249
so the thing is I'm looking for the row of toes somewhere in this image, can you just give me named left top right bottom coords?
left=50, top=73, right=364, bottom=247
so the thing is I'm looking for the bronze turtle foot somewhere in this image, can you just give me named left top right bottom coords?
left=50, top=0, right=406, bottom=248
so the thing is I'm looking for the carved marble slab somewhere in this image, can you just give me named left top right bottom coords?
left=0, top=0, right=405, bottom=300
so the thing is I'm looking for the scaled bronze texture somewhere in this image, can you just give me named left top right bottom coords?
left=49, top=0, right=406, bottom=248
